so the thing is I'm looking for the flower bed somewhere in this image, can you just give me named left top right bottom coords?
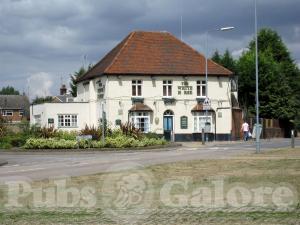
left=23, top=135, right=167, bottom=149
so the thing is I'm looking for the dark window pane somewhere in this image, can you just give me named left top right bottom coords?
left=197, top=86, right=200, bottom=96
left=163, top=86, right=167, bottom=96
left=138, top=85, right=142, bottom=96
left=202, top=86, right=206, bottom=96
left=168, top=85, right=172, bottom=96
left=132, top=85, right=136, bottom=96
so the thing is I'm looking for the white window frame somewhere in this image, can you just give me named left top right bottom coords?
left=34, top=115, right=41, bottom=127
left=2, top=110, right=13, bottom=116
left=132, top=80, right=142, bottom=97
left=58, top=114, right=78, bottom=128
left=193, top=112, right=214, bottom=133
left=130, top=112, right=150, bottom=133
left=19, top=110, right=24, bottom=116
left=163, top=80, right=173, bottom=97
left=197, top=80, right=206, bottom=97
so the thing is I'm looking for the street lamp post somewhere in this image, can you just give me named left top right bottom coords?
left=255, top=0, right=260, bottom=153
left=204, top=26, right=234, bottom=143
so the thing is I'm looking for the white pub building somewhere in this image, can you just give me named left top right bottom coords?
left=31, top=31, right=241, bottom=141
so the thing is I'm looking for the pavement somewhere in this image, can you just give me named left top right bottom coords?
left=0, top=138, right=298, bottom=181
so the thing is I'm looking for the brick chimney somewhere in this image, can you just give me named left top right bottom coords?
left=60, top=84, right=67, bottom=95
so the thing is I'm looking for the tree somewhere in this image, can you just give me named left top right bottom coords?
left=237, top=28, right=300, bottom=122
left=0, top=86, right=20, bottom=95
left=70, top=65, right=93, bottom=97
left=211, top=49, right=236, bottom=74
left=32, top=96, right=53, bottom=105
left=211, top=50, right=222, bottom=64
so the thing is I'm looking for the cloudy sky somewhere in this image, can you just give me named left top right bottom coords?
left=0, top=0, right=299, bottom=99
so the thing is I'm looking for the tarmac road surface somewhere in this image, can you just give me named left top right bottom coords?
left=0, top=138, right=298, bottom=181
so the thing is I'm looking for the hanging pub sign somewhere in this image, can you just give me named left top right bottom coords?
left=178, top=81, right=193, bottom=95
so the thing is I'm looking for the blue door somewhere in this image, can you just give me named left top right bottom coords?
left=163, top=116, right=173, bottom=141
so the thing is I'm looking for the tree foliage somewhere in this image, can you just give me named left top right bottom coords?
left=70, top=65, right=93, bottom=97
left=32, top=96, right=53, bottom=105
left=212, top=28, right=300, bottom=129
left=0, top=86, right=20, bottom=95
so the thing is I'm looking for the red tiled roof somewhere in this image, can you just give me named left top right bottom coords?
left=77, top=31, right=233, bottom=82
left=129, top=103, right=153, bottom=112
left=191, top=103, right=215, bottom=112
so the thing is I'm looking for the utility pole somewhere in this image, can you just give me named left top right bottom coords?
left=255, top=0, right=261, bottom=153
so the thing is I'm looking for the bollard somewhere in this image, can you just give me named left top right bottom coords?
left=202, top=128, right=205, bottom=145
left=291, top=130, right=295, bottom=148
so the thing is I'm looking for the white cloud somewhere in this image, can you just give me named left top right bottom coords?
left=27, top=72, right=53, bottom=99
left=232, top=48, right=249, bottom=58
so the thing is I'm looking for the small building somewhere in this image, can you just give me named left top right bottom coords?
left=31, top=31, right=240, bottom=141
left=0, top=95, right=30, bottom=122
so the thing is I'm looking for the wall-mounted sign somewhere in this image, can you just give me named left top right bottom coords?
left=48, top=118, right=54, bottom=124
left=178, top=81, right=192, bottom=95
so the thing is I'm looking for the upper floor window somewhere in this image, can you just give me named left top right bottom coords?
left=97, top=80, right=105, bottom=99
left=163, top=80, right=172, bottom=97
left=2, top=110, right=13, bottom=116
left=132, top=80, right=142, bottom=96
left=197, top=80, right=206, bottom=97
left=58, top=114, right=78, bottom=128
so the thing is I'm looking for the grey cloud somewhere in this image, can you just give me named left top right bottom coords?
left=0, top=0, right=299, bottom=97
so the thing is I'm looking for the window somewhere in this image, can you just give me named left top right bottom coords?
left=19, top=110, right=24, bottom=116
left=180, top=116, right=188, bottom=129
left=58, top=114, right=77, bottom=128
left=131, top=112, right=150, bottom=133
left=2, top=110, right=13, bottom=116
left=97, top=80, right=105, bottom=99
left=197, top=80, right=206, bottom=97
left=163, top=80, right=172, bottom=97
left=34, top=115, right=41, bottom=127
left=132, top=80, right=142, bottom=96
left=193, top=112, right=214, bottom=133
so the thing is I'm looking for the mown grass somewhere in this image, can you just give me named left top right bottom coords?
left=0, top=147, right=299, bottom=224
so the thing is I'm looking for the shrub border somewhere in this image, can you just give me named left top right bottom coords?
left=0, top=143, right=181, bottom=153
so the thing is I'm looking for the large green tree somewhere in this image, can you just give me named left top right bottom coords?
left=237, top=28, right=300, bottom=123
left=0, top=86, right=20, bottom=95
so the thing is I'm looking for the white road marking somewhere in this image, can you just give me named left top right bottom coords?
left=1, top=164, right=20, bottom=168
left=4, top=167, right=45, bottom=173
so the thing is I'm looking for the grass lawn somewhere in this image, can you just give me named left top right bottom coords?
left=0, top=147, right=300, bottom=224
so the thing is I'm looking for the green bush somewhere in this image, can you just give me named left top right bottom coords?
left=23, top=135, right=167, bottom=149
left=55, top=130, right=78, bottom=140
left=24, top=138, right=78, bottom=149
left=144, top=132, right=162, bottom=139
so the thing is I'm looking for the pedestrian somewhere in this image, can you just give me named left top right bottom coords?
left=241, top=120, right=250, bottom=141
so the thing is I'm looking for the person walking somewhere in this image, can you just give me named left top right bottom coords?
left=241, top=121, right=250, bottom=141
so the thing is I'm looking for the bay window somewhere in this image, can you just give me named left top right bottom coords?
left=193, top=112, right=214, bottom=133
left=130, top=112, right=150, bottom=133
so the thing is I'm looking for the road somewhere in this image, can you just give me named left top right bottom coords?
left=0, top=138, right=298, bottom=181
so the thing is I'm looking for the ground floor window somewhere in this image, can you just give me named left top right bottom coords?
left=193, top=112, right=214, bottom=133
left=130, top=112, right=150, bottom=133
left=2, top=110, right=13, bottom=116
left=58, top=114, right=77, bottom=128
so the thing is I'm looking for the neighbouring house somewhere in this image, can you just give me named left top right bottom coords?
left=52, top=85, right=75, bottom=103
left=0, top=95, right=30, bottom=122
left=30, top=31, right=241, bottom=141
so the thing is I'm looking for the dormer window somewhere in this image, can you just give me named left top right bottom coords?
left=132, top=80, right=142, bottom=96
